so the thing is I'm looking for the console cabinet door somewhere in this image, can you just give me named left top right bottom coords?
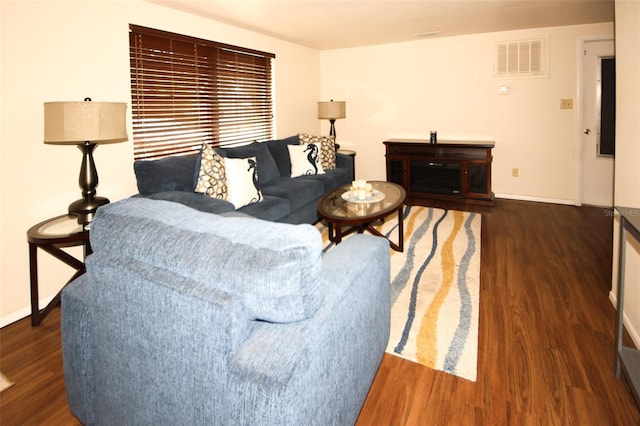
left=465, top=161, right=491, bottom=198
left=387, top=157, right=407, bottom=188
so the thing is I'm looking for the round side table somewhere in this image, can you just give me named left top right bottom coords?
left=27, top=214, right=91, bottom=326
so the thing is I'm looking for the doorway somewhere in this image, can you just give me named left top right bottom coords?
left=579, top=38, right=615, bottom=207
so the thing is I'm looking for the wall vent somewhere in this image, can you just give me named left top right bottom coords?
left=495, top=39, right=544, bottom=77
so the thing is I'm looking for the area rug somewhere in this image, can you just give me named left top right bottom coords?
left=0, top=372, right=14, bottom=393
left=318, top=205, right=481, bottom=382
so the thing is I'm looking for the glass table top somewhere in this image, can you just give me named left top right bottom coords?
left=318, top=181, right=406, bottom=221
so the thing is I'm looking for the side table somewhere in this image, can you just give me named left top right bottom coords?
left=27, top=214, right=91, bottom=326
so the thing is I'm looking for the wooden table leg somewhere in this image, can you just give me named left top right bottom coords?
left=29, top=243, right=86, bottom=326
left=396, top=206, right=404, bottom=252
left=334, top=224, right=343, bottom=244
left=29, top=243, right=41, bottom=326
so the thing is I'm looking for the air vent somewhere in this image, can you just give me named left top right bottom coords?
left=495, top=39, right=544, bottom=77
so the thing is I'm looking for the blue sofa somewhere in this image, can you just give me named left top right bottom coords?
left=134, top=135, right=354, bottom=224
left=61, top=198, right=391, bottom=425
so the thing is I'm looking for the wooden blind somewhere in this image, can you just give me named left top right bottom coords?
left=129, top=25, right=275, bottom=160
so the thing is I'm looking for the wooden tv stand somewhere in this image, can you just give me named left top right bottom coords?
left=384, top=138, right=494, bottom=206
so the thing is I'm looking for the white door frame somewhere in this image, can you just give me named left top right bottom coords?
left=575, top=35, right=615, bottom=206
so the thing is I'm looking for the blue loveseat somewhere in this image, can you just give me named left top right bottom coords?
left=134, top=135, right=354, bottom=224
left=61, top=198, right=391, bottom=425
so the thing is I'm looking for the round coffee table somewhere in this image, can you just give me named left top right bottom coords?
left=317, top=181, right=406, bottom=251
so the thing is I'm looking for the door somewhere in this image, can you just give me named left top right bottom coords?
left=580, top=39, right=615, bottom=207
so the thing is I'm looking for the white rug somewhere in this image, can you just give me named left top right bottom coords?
left=319, top=205, right=481, bottom=382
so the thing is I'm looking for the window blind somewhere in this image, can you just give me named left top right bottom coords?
left=129, top=25, right=275, bottom=160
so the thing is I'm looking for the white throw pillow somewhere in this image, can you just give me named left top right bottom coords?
left=288, top=143, right=325, bottom=178
left=223, top=157, right=263, bottom=208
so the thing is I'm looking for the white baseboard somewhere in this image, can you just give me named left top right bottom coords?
left=0, top=295, right=55, bottom=328
left=609, top=291, right=640, bottom=349
left=495, top=193, right=578, bottom=206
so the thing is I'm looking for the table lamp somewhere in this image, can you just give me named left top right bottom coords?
left=44, top=98, right=127, bottom=223
left=317, top=99, right=346, bottom=149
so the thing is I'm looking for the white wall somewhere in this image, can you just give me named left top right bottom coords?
left=0, top=0, right=321, bottom=325
left=611, top=0, right=640, bottom=347
left=319, top=23, right=614, bottom=204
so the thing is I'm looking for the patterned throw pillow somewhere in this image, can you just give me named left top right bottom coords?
left=223, top=157, right=263, bottom=208
left=194, top=144, right=228, bottom=199
left=299, top=133, right=336, bottom=169
left=288, top=143, right=325, bottom=178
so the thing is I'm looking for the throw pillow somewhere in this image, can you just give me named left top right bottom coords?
left=288, top=143, right=325, bottom=178
left=299, top=133, right=337, bottom=169
left=134, top=154, right=199, bottom=195
left=216, top=142, right=281, bottom=186
left=224, top=157, right=263, bottom=208
left=194, top=144, right=228, bottom=200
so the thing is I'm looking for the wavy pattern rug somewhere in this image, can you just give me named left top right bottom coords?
left=318, top=205, right=481, bottom=382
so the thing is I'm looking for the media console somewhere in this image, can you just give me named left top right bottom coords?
left=384, top=138, right=494, bottom=206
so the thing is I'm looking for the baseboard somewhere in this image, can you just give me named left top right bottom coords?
left=609, top=291, right=640, bottom=349
left=0, top=295, right=55, bottom=328
left=495, top=193, right=577, bottom=206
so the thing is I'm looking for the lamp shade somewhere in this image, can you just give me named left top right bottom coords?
left=317, top=100, right=346, bottom=120
left=44, top=101, right=128, bottom=145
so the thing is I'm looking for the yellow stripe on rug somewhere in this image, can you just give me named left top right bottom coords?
left=318, top=206, right=481, bottom=382
left=417, top=210, right=464, bottom=368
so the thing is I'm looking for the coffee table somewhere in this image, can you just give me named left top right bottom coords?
left=317, top=181, right=406, bottom=251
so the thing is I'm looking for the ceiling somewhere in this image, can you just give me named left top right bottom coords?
left=149, top=0, right=614, bottom=50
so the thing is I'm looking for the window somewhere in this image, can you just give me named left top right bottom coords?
left=129, top=25, right=275, bottom=160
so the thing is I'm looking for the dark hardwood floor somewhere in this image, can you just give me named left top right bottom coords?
left=1, top=199, right=639, bottom=425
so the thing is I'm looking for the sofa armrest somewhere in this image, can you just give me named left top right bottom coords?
left=336, top=152, right=354, bottom=178
left=63, top=255, right=256, bottom=425
left=228, top=234, right=390, bottom=424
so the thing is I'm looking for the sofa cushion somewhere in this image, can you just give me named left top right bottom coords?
left=296, top=167, right=350, bottom=192
left=134, top=154, right=199, bottom=195
left=217, top=142, right=280, bottom=186
left=261, top=177, right=325, bottom=211
left=237, top=195, right=290, bottom=221
left=265, top=135, right=300, bottom=176
left=90, top=198, right=325, bottom=323
left=288, top=143, right=325, bottom=177
left=194, top=144, right=228, bottom=200
left=224, top=157, right=263, bottom=209
left=299, top=133, right=337, bottom=169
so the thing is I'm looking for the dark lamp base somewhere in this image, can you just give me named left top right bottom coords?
left=69, top=196, right=110, bottom=225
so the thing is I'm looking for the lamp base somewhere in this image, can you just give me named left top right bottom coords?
left=69, top=196, right=110, bottom=225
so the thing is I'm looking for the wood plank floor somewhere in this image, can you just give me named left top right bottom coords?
left=1, top=199, right=639, bottom=425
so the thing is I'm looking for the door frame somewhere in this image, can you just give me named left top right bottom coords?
left=575, top=35, right=615, bottom=206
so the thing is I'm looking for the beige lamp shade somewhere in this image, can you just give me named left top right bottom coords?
left=44, top=101, right=128, bottom=145
left=317, top=100, right=346, bottom=120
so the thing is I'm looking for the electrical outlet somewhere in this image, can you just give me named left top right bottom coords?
left=512, top=168, right=520, bottom=177
left=560, top=98, right=573, bottom=109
